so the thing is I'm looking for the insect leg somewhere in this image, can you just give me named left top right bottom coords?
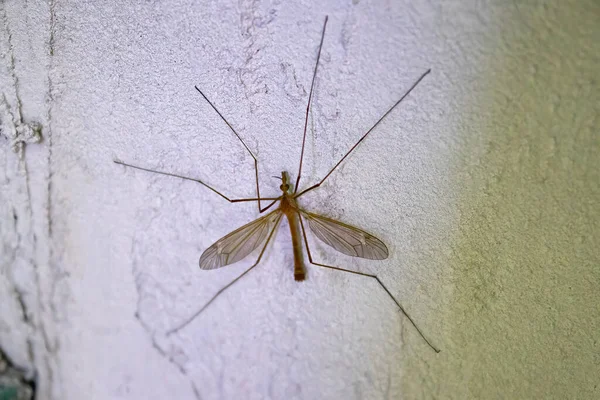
left=293, top=16, right=328, bottom=194
left=114, top=160, right=280, bottom=206
left=298, top=215, right=440, bottom=353
left=167, top=214, right=283, bottom=336
left=195, top=87, right=271, bottom=213
left=295, top=69, right=431, bottom=198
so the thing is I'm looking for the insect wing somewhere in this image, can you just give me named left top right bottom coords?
left=301, top=211, right=388, bottom=260
left=199, top=210, right=281, bottom=270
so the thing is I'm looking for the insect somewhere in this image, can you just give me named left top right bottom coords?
left=115, top=16, right=439, bottom=352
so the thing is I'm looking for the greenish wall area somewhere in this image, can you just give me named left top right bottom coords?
left=405, top=2, right=598, bottom=398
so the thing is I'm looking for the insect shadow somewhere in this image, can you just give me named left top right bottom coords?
left=115, top=16, right=439, bottom=353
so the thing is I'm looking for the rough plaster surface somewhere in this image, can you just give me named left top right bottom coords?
left=1, top=0, right=598, bottom=399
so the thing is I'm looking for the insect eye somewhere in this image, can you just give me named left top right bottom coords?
left=280, top=184, right=289, bottom=192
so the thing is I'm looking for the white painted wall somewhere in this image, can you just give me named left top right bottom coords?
left=1, top=1, right=598, bottom=399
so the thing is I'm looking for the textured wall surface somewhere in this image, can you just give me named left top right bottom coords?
left=1, top=1, right=598, bottom=399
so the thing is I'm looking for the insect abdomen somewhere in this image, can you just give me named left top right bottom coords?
left=284, top=207, right=305, bottom=281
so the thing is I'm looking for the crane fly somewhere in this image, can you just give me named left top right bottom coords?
left=115, top=16, right=439, bottom=353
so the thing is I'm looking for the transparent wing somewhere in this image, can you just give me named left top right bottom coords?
left=199, top=210, right=281, bottom=270
left=301, top=210, right=389, bottom=260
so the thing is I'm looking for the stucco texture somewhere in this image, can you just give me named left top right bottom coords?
left=1, top=1, right=598, bottom=399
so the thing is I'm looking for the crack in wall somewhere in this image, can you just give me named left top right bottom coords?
left=279, top=62, right=307, bottom=101
left=45, top=0, right=56, bottom=240
left=191, top=382, right=202, bottom=400
left=2, top=191, right=37, bottom=374
left=0, top=7, right=42, bottom=161
left=39, top=2, right=59, bottom=396
left=238, top=0, right=279, bottom=113
left=0, top=1, right=61, bottom=399
left=0, top=98, right=42, bottom=160
left=130, top=233, right=203, bottom=399
left=2, top=184, right=57, bottom=399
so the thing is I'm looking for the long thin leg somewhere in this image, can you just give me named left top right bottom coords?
left=295, top=69, right=431, bottom=199
left=298, top=215, right=440, bottom=353
left=195, top=87, right=270, bottom=213
left=114, top=160, right=281, bottom=209
left=294, top=16, right=328, bottom=194
left=167, top=214, right=283, bottom=336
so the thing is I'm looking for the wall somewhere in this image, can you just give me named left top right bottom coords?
left=1, top=1, right=598, bottom=399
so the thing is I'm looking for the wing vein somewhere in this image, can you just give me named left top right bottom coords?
left=199, top=209, right=281, bottom=270
left=300, top=210, right=388, bottom=260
